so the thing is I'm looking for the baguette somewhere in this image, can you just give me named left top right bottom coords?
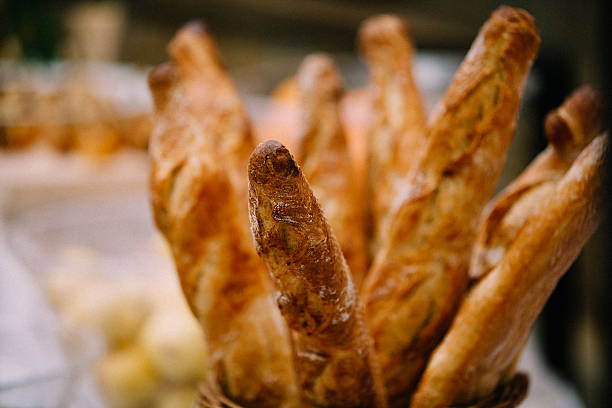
left=360, top=7, right=540, bottom=402
left=248, top=140, right=386, bottom=408
left=256, top=79, right=371, bottom=206
left=471, top=85, right=603, bottom=279
left=412, top=132, right=608, bottom=407
left=253, top=77, right=300, bottom=155
left=359, top=15, right=427, bottom=253
left=166, top=21, right=254, bottom=199
left=148, top=23, right=298, bottom=407
left=296, top=54, right=368, bottom=286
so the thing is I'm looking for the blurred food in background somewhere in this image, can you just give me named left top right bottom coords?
left=2, top=178, right=209, bottom=407
left=45, top=243, right=207, bottom=408
left=0, top=61, right=152, bottom=153
left=1, top=1, right=150, bottom=155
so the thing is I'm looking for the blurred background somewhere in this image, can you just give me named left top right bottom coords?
left=1, top=0, right=610, bottom=407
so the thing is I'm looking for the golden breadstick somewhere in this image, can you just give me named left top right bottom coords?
left=248, top=140, right=386, bottom=408
left=167, top=21, right=254, bottom=199
left=253, top=77, right=300, bottom=155
left=471, top=86, right=603, bottom=279
left=272, top=76, right=299, bottom=102
left=255, top=79, right=371, bottom=200
left=148, top=23, right=298, bottom=407
left=295, top=54, right=368, bottom=286
left=360, top=7, right=540, bottom=402
left=412, top=133, right=608, bottom=407
left=359, top=14, right=427, bottom=252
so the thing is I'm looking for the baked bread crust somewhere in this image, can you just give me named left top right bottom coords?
left=248, top=141, right=386, bottom=408
left=147, top=9, right=608, bottom=407
left=360, top=7, right=540, bottom=403
left=471, top=86, right=603, bottom=279
left=148, top=22, right=298, bottom=407
left=296, top=54, right=368, bottom=286
left=411, top=133, right=608, bottom=407
left=359, top=15, right=426, bottom=254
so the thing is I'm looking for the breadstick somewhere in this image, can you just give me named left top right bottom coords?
left=471, top=86, right=602, bottom=279
left=255, top=79, right=371, bottom=205
left=167, top=21, right=254, bottom=199
left=248, top=140, right=386, bottom=408
left=271, top=76, right=299, bottom=102
left=360, top=7, right=540, bottom=402
left=148, top=23, right=298, bottom=407
left=253, top=76, right=300, bottom=155
left=295, top=54, right=368, bottom=286
left=412, top=133, right=608, bottom=407
left=359, top=14, right=427, bottom=252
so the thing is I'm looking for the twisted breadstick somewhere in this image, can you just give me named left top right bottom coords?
left=359, top=14, right=427, bottom=252
left=412, top=132, right=608, bottom=407
left=296, top=54, right=368, bottom=286
left=471, top=86, right=603, bottom=279
left=249, top=141, right=386, bottom=408
left=360, top=7, right=540, bottom=403
left=148, top=23, right=298, bottom=407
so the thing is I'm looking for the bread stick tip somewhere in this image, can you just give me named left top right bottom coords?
left=181, top=20, right=209, bottom=36
left=298, top=54, right=343, bottom=97
left=147, top=63, right=177, bottom=91
left=545, top=86, right=603, bottom=149
left=488, top=6, right=540, bottom=62
left=249, top=141, right=299, bottom=184
left=359, top=15, right=408, bottom=42
left=169, top=21, right=222, bottom=71
left=147, top=62, right=178, bottom=110
left=494, top=6, right=535, bottom=27
left=359, top=14, right=410, bottom=57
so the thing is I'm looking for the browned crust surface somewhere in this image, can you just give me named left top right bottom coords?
left=471, top=86, right=603, bottom=279
left=360, top=7, right=540, bottom=403
left=248, top=140, right=386, bottom=408
left=148, top=22, right=298, bottom=407
left=411, top=134, right=608, bottom=407
left=296, top=54, right=368, bottom=286
left=545, top=85, right=603, bottom=157
left=359, top=14, right=427, bottom=254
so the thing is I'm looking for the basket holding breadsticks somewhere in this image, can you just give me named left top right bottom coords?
left=147, top=6, right=608, bottom=407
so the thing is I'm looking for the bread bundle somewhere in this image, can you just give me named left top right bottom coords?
left=148, top=6, right=607, bottom=407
